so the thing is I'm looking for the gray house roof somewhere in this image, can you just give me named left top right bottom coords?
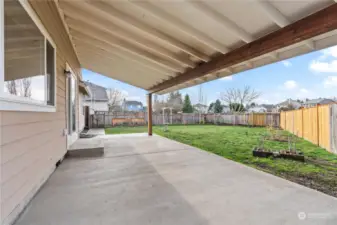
left=304, top=98, right=334, bottom=105
left=276, top=99, right=301, bottom=109
left=260, top=104, right=275, bottom=110
left=83, top=82, right=108, bottom=102
left=123, top=100, right=143, bottom=107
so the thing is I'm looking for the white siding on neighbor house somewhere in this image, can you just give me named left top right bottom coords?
left=0, top=1, right=81, bottom=225
left=83, top=101, right=109, bottom=113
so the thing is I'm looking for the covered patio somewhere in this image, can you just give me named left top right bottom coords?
left=3, top=1, right=337, bottom=224
left=51, top=0, right=337, bottom=135
left=14, top=134, right=337, bottom=225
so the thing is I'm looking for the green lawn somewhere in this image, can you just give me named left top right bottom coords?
left=105, top=126, right=148, bottom=134
left=105, top=125, right=337, bottom=197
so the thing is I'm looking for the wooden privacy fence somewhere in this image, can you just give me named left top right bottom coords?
left=205, top=113, right=280, bottom=127
left=280, top=104, right=337, bottom=153
left=91, top=111, right=280, bottom=127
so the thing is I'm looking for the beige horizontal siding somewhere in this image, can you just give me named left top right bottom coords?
left=1, top=1, right=82, bottom=224
left=1, top=51, right=68, bottom=225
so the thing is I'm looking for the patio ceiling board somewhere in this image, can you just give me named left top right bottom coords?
left=61, top=3, right=195, bottom=68
left=76, top=48, right=171, bottom=82
left=80, top=59, right=160, bottom=90
left=150, top=3, right=337, bottom=93
left=72, top=40, right=175, bottom=78
left=74, top=43, right=173, bottom=79
left=56, top=0, right=336, bottom=94
left=69, top=28, right=186, bottom=73
left=128, top=1, right=230, bottom=54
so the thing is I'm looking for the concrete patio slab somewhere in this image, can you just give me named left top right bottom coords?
left=14, top=135, right=337, bottom=225
left=67, top=138, right=104, bottom=158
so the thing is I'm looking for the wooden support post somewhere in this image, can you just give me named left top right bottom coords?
left=147, top=93, right=153, bottom=136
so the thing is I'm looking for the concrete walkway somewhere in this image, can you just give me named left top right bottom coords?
left=86, top=128, right=105, bottom=135
left=15, top=134, right=337, bottom=225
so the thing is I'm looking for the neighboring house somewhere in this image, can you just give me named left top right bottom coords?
left=260, top=104, right=276, bottom=112
left=276, top=99, right=302, bottom=111
left=194, top=103, right=208, bottom=113
left=78, top=81, right=90, bottom=131
left=247, top=106, right=267, bottom=113
left=122, top=100, right=144, bottom=112
left=302, top=98, right=335, bottom=108
left=222, top=105, right=230, bottom=113
left=83, top=81, right=109, bottom=113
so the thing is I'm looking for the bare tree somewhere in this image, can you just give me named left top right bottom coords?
left=154, top=99, right=165, bottom=113
left=107, top=88, right=125, bottom=111
left=6, top=81, right=18, bottom=95
left=221, top=86, right=261, bottom=112
left=21, top=78, right=32, bottom=97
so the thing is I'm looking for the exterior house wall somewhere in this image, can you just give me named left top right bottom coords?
left=0, top=1, right=81, bottom=225
left=125, top=104, right=143, bottom=111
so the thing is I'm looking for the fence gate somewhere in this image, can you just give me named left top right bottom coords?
left=330, top=104, right=337, bottom=154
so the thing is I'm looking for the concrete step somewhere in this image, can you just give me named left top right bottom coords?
left=67, top=138, right=104, bottom=158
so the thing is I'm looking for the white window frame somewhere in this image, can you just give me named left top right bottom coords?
left=0, top=0, right=57, bottom=112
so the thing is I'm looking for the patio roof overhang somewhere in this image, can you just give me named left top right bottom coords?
left=56, top=0, right=337, bottom=94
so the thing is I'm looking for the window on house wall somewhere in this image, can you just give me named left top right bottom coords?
left=1, top=0, right=56, bottom=111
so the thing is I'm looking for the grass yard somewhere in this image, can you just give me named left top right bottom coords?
left=105, top=126, right=148, bottom=134
left=106, top=125, right=337, bottom=197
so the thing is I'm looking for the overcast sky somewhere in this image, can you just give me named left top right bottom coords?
left=82, top=45, right=337, bottom=106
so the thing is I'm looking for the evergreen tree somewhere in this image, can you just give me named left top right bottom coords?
left=208, top=102, right=215, bottom=112
left=182, top=94, right=193, bottom=113
left=214, top=99, right=223, bottom=113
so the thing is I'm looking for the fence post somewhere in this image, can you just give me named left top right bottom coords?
left=317, top=104, right=320, bottom=146
left=252, top=112, right=255, bottom=126
left=284, top=111, right=287, bottom=130
left=301, top=108, right=304, bottom=138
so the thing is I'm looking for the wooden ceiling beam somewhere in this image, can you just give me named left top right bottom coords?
left=149, top=4, right=337, bottom=93
left=129, top=1, right=229, bottom=54
left=185, top=0, right=254, bottom=43
left=76, top=47, right=171, bottom=80
left=78, top=55, right=166, bottom=85
left=66, top=19, right=192, bottom=70
left=61, top=4, right=195, bottom=68
left=75, top=47, right=172, bottom=80
left=254, top=0, right=290, bottom=27
left=79, top=58, right=158, bottom=89
left=72, top=37, right=175, bottom=77
left=254, top=0, right=316, bottom=50
left=60, top=0, right=210, bottom=61
left=69, top=27, right=185, bottom=73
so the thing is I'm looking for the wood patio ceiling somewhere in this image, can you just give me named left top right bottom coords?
left=56, top=0, right=337, bottom=94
